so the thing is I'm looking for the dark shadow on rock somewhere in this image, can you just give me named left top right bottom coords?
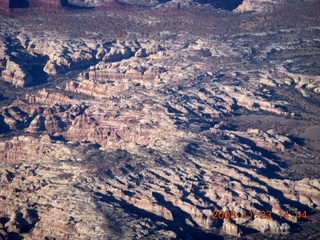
left=66, top=3, right=95, bottom=10
left=49, top=134, right=67, bottom=142
left=5, top=37, right=49, bottom=87
left=240, top=226, right=259, bottom=235
left=194, top=0, right=243, bottom=11
left=152, top=191, right=198, bottom=226
left=155, top=156, right=170, bottom=167
left=28, top=55, right=50, bottom=87
left=12, top=211, right=38, bottom=233
left=94, top=191, right=223, bottom=240
left=7, top=232, right=24, bottom=240
left=288, top=135, right=305, bottom=146
left=236, top=169, right=313, bottom=212
left=103, top=169, right=115, bottom=179
left=4, top=106, right=30, bottom=130
left=191, top=185, right=218, bottom=207
left=152, top=192, right=222, bottom=240
left=9, top=0, right=29, bottom=8
left=0, top=115, right=10, bottom=133
left=229, top=175, right=268, bottom=195
left=95, top=191, right=170, bottom=221
left=0, top=217, right=10, bottom=226
left=0, top=93, right=8, bottom=102
left=185, top=142, right=200, bottom=155
left=119, top=167, right=129, bottom=175
left=236, top=135, right=283, bottom=178
left=9, top=0, right=94, bottom=10
left=174, top=184, right=194, bottom=206
left=60, top=0, right=68, bottom=7
left=116, top=0, right=170, bottom=9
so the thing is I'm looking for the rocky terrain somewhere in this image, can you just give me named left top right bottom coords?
left=0, top=0, right=320, bottom=239
left=0, top=0, right=279, bottom=11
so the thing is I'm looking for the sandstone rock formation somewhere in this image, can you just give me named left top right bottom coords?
left=222, top=219, right=242, bottom=236
left=1, top=59, right=33, bottom=87
left=234, top=0, right=275, bottom=12
left=0, top=1, right=319, bottom=239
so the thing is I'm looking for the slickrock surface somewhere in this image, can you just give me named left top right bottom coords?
left=234, top=0, right=275, bottom=12
left=0, top=0, right=320, bottom=239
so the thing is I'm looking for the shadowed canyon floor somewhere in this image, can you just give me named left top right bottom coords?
left=0, top=0, right=320, bottom=239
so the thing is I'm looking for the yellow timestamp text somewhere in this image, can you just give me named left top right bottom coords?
left=209, top=210, right=307, bottom=220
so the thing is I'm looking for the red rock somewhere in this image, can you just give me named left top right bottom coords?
left=1, top=59, right=33, bottom=87
left=125, top=69, right=143, bottom=80
left=0, top=0, right=9, bottom=11
left=26, top=89, right=71, bottom=105
left=27, top=115, right=45, bottom=133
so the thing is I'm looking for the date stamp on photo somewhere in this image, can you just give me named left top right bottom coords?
left=208, top=209, right=307, bottom=220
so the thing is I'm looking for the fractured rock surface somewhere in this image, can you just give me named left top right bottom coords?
left=0, top=1, right=320, bottom=239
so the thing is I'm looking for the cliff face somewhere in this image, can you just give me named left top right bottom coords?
left=1, top=59, right=33, bottom=87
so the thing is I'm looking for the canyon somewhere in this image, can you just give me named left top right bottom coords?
left=0, top=0, right=320, bottom=239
